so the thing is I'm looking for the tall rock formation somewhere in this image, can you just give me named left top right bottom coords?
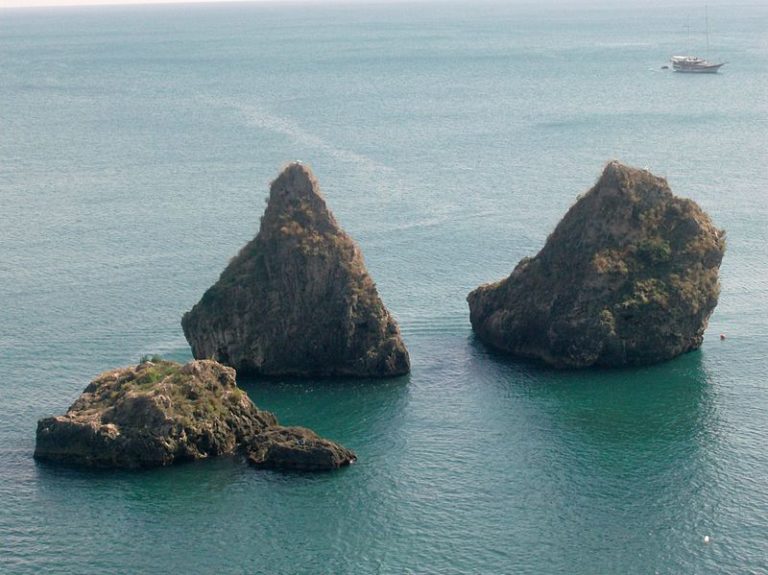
left=182, top=163, right=409, bottom=378
left=467, top=161, right=726, bottom=368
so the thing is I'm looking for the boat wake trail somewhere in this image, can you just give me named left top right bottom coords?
left=240, top=103, right=388, bottom=174
left=201, top=96, right=406, bottom=203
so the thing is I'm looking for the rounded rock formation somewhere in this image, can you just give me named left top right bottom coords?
left=182, top=163, right=410, bottom=378
left=467, top=161, right=726, bottom=368
left=247, top=426, right=357, bottom=471
left=34, top=359, right=355, bottom=471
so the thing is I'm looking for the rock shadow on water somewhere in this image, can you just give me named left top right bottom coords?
left=465, top=333, right=725, bottom=565
left=463, top=332, right=724, bottom=491
left=236, top=372, right=411, bottom=431
left=466, top=331, right=720, bottom=447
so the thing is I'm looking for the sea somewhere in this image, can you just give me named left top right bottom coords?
left=1, top=1, right=767, bottom=573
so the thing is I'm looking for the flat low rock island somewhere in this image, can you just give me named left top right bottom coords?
left=468, top=161, right=726, bottom=368
left=35, top=359, right=355, bottom=471
left=182, top=162, right=410, bottom=378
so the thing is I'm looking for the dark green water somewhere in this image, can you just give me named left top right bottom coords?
left=1, top=2, right=766, bottom=573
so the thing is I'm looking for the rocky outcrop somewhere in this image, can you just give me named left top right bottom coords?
left=34, top=359, right=355, bottom=470
left=247, top=426, right=356, bottom=471
left=467, top=161, right=726, bottom=368
left=182, top=163, right=409, bottom=378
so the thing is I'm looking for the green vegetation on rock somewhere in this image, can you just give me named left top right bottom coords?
left=35, top=359, right=355, bottom=470
left=182, top=163, right=410, bottom=378
left=467, top=161, right=726, bottom=368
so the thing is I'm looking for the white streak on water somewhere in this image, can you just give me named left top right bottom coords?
left=201, top=96, right=402, bottom=202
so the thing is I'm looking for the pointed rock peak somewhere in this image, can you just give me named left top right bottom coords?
left=600, top=159, right=658, bottom=181
left=182, top=163, right=410, bottom=379
left=263, top=162, right=336, bottom=233
left=270, top=162, right=323, bottom=202
left=594, top=160, right=669, bottom=198
left=600, top=160, right=632, bottom=181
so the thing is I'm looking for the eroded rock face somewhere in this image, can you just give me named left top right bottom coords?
left=34, top=359, right=354, bottom=471
left=182, top=163, right=409, bottom=378
left=247, top=426, right=356, bottom=471
left=467, top=161, right=726, bottom=368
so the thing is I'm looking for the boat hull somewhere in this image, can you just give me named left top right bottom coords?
left=672, top=63, right=724, bottom=73
left=670, top=56, right=725, bottom=73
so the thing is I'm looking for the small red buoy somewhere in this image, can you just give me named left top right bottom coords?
left=720, top=334, right=726, bottom=340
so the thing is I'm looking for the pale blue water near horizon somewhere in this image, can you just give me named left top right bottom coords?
left=1, top=1, right=767, bottom=573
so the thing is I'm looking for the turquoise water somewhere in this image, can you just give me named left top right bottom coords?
left=1, top=1, right=767, bottom=572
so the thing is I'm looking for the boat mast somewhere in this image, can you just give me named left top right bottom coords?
left=705, top=5, right=710, bottom=58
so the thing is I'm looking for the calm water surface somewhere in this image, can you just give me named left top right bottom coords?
left=1, top=2, right=767, bottom=573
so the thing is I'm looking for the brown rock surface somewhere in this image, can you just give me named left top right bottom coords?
left=467, top=161, right=726, bottom=367
left=182, top=163, right=409, bottom=378
left=34, top=359, right=354, bottom=471
left=247, top=426, right=356, bottom=471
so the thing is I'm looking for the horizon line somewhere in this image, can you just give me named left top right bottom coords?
left=0, top=0, right=424, bottom=9
left=2, top=0, right=445, bottom=9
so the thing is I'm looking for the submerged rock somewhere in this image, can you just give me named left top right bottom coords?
left=182, top=162, right=409, bottom=378
left=34, top=359, right=354, bottom=471
left=247, top=426, right=356, bottom=471
left=467, top=161, right=725, bottom=368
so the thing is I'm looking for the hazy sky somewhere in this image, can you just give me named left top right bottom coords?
left=7, top=0, right=257, bottom=5
left=0, top=0, right=744, bottom=8
left=2, top=0, right=440, bottom=7
left=1, top=0, right=322, bottom=8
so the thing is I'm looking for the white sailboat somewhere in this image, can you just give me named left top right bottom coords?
left=671, top=55, right=725, bottom=73
left=671, top=6, right=725, bottom=73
